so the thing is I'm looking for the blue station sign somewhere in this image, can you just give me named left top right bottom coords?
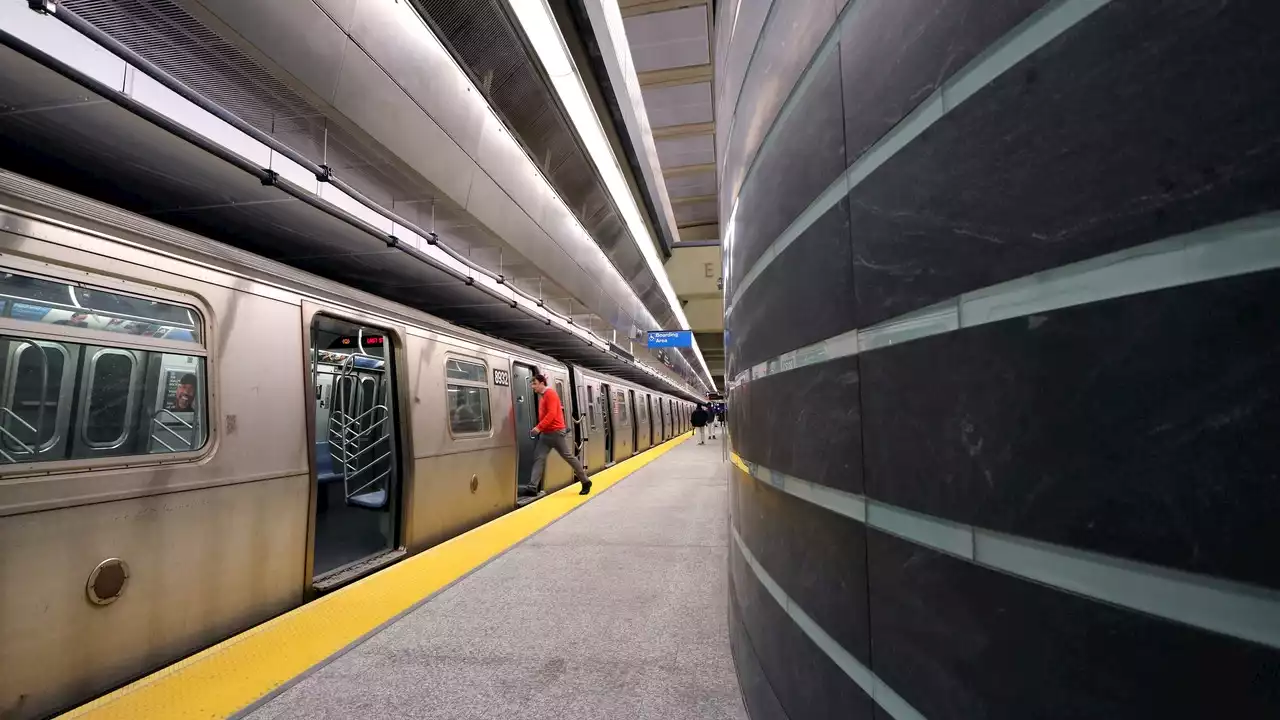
left=646, top=330, right=694, bottom=348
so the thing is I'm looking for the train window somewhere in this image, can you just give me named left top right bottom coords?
left=0, top=269, right=202, bottom=345
left=3, top=341, right=67, bottom=451
left=586, top=385, right=597, bottom=430
left=445, top=357, right=491, bottom=435
left=555, top=379, right=569, bottom=427
left=615, top=391, right=628, bottom=426
left=0, top=336, right=208, bottom=465
left=637, top=398, right=647, bottom=424
left=0, top=267, right=209, bottom=469
left=446, top=359, right=486, bottom=384
left=83, top=350, right=136, bottom=447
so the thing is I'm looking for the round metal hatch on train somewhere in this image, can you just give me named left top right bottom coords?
left=86, top=558, right=130, bottom=606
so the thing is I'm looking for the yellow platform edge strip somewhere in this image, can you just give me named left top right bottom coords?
left=59, top=433, right=694, bottom=720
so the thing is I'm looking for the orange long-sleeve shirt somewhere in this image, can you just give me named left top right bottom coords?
left=534, top=386, right=567, bottom=433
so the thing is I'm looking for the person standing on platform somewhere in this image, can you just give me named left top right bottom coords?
left=692, top=404, right=710, bottom=444
left=526, top=373, right=592, bottom=496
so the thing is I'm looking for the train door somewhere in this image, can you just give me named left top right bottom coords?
left=628, top=389, right=638, bottom=452
left=646, top=395, right=655, bottom=447
left=308, top=315, right=404, bottom=592
left=600, top=382, right=614, bottom=465
left=584, top=382, right=598, bottom=470
left=657, top=397, right=666, bottom=440
left=511, top=363, right=540, bottom=495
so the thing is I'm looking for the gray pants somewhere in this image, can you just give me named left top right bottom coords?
left=527, top=429, right=589, bottom=492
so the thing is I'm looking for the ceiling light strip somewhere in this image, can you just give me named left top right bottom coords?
left=505, top=0, right=717, bottom=391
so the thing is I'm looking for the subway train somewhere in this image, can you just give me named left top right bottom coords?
left=0, top=175, right=694, bottom=720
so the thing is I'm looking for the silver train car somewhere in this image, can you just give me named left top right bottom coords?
left=0, top=177, right=695, bottom=719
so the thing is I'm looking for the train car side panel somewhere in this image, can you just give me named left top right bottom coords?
left=403, top=333, right=514, bottom=550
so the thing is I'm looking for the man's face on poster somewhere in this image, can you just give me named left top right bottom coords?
left=175, top=382, right=195, bottom=411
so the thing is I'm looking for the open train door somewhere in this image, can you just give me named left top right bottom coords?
left=511, top=362, right=540, bottom=498
left=599, top=382, right=614, bottom=466
left=305, top=310, right=406, bottom=594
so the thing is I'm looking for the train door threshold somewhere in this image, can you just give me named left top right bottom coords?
left=516, top=490, right=546, bottom=508
left=313, top=548, right=407, bottom=594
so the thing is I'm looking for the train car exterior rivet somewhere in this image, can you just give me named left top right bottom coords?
left=86, top=558, right=130, bottom=606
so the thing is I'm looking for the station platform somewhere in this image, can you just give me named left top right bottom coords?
left=60, top=434, right=744, bottom=720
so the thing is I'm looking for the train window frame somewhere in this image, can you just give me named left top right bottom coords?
left=0, top=263, right=213, bottom=477
left=614, top=390, right=629, bottom=427
left=444, top=354, right=493, bottom=439
left=2, top=340, right=70, bottom=453
left=80, top=348, right=140, bottom=449
left=0, top=267, right=204, bottom=350
left=554, top=379, right=569, bottom=429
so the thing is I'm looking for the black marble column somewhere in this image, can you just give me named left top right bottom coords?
left=718, top=1, right=1280, bottom=718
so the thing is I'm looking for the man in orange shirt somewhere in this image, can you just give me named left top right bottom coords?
left=526, top=373, right=592, bottom=496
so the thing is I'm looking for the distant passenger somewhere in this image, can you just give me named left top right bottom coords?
left=526, top=373, right=592, bottom=496
left=691, top=404, right=710, bottom=444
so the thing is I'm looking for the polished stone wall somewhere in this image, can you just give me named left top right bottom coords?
left=716, top=1, right=1280, bottom=718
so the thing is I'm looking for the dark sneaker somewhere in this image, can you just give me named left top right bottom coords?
left=579, top=479, right=592, bottom=495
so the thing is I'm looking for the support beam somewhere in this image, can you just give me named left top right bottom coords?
left=670, top=193, right=716, bottom=205
left=637, top=63, right=713, bottom=89
left=679, top=223, right=719, bottom=241
left=662, top=162, right=716, bottom=178
left=652, top=121, right=714, bottom=139
left=619, top=0, right=708, bottom=18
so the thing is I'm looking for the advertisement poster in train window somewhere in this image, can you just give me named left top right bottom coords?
left=162, top=370, right=197, bottom=412
left=10, top=300, right=191, bottom=340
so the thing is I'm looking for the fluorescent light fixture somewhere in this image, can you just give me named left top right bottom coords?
left=505, top=0, right=717, bottom=392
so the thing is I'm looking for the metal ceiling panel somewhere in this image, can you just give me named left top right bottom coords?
left=673, top=198, right=718, bottom=225
left=622, top=6, right=710, bottom=72
left=343, top=0, right=488, bottom=158
left=655, top=133, right=716, bottom=167
left=313, top=0, right=358, bottom=30
left=642, top=81, right=714, bottom=128
left=665, top=169, right=718, bottom=198
left=328, top=41, right=477, bottom=207
left=475, top=113, right=553, bottom=229
left=183, top=0, right=349, bottom=102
